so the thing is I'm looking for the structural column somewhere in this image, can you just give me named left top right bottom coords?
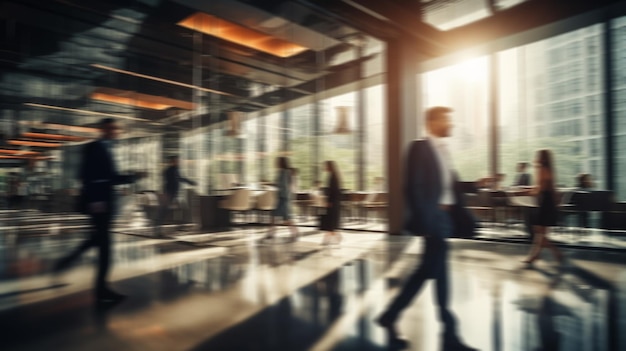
left=386, top=34, right=420, bottom=235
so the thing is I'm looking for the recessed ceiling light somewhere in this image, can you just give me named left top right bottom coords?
left=8, top=140, right=62, bottom=148
left=23, top=103, right=156, bottom=123
left=22, top=132, right=87, bottom=142
left=178, top=13, right=308, bottom=58
left=90, top=88, right=195, bottom=110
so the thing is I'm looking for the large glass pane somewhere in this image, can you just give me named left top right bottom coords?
left=288, top=104, right=314, bottom=191
left=259, top=112, right=281, bottom=182
left=613, top=16, right=626, bottom=200
left=421, top=56, right=490, bottom=181
left=365, top=84, right=386, bottom=191
left=181, top=130, right=207, bottom=194
left=321, top=92, right=357, bottom=190
left=242, top=116, right=258, bottom=185
left=498, top=24, right=605, bottom=189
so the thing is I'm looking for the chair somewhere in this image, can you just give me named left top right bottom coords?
left=309, top=191, right=327, bottom=218
left=219, top=188, right=252, bottom=227
left=293, top=192, right=311, bottom=221
left=465, top=193, right=492, bottom=223
left=361, top=192, right=388, bottom=223
left=605, top=201, right=626, bottom=230
left=255, top=190, right=277, bottom=224
left=348, top=192, right=368, bottom=222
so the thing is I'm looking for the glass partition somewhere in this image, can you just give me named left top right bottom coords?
left=497, top=25, right=606, bottom=189
left=421, top=56, right=490, bottom=181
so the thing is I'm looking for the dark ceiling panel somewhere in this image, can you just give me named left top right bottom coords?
left=0, top=0, right=381, bottom=133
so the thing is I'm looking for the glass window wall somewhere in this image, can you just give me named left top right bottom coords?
left=497, top=25, right=606, bottom=190
left=421, top=56, right=490, bottom=181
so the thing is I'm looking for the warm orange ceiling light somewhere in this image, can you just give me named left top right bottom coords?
left=92, top=93, right=171, bottom=110
left=19, top=121, right=100, bottom=134
left=0, top=149, right=39, bottom=156
left=178, top=13, right=308, bottom=58
left=90, top=88, right=196, bottom=110
left=8, top=140, right=62, bottom=148
left=22, top=132, right=88, bottom=142
left=24, top=103, right=152, bottom=122
left=0, top=155, right=51, bottom=160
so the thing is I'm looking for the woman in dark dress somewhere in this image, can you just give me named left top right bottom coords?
left=321, top=160, right=342, bottom=245
left=522, top=149, right=564, bottom=266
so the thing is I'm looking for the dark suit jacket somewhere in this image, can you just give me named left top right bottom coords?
left=164, top=165, right=195, bottom=197
left=404, top=139, right=477, bottom=238
left=515, top=173, right=531, bottom=186
left=77, top=139, right=136, bottom=213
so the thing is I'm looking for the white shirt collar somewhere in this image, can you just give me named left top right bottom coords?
left=426, top=133, right=448, bottom=147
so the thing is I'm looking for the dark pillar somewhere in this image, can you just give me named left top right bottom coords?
left=386, top=35, right=420, bottom=235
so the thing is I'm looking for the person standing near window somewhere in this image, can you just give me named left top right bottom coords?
left=154, top=155, right=196, bottom=237
left=320, top=160, right=342, bottom=245
left=521, top=149, right=564, bottom=267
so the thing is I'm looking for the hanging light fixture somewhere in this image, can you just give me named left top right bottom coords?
left=333, top=106, right=352, bottom=134
left=225, top=111, right=241, bottom=137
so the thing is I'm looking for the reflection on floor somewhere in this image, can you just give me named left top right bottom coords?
left=1, top=210, right=626, bottom=351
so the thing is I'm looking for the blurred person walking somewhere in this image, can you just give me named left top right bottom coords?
left=53, top=118, right=145, bottom=303
left=320, top=160, right=342, bottom=245
left=521, top=149, right=564, bottom=267
left=376, top=107, right=479, bottom=351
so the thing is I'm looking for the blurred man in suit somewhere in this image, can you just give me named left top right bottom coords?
left=154, top=155, right=196, bottom=236
left=54, top=118, right=144, bottom=303
left=377, top=107, right=478, bottom=351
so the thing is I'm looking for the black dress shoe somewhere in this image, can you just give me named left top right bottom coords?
left=95, top=289, right=126, bottom=303
left=376, top=313, right=409, bottom=349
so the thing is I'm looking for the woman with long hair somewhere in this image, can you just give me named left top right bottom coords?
left=522, top=149, right=564, bottom=266
left=320, top=160, right=342, bottom=245
left=265, top=156, right=299, bottom=242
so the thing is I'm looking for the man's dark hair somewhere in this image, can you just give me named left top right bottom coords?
left=426, top=106, right=453, bottom=122
left=168, top=155, right=179, bottom=162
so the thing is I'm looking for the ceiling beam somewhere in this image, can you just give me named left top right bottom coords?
left=443, top=0, right=626, bottom=51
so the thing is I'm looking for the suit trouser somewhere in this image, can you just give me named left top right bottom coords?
left=384, top=235, right=457, bottom=335
left=61, top=212, right=112, bottom=292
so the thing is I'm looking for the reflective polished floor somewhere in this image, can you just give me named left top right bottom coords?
left=1, top=210, right=626, bottom=351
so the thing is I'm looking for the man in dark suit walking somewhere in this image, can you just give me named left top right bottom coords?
left=54, top=118, right=144, bottom=303
left=377, top=107, right=479, bottom=350
left=154, top=155, right=196, bottom=236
